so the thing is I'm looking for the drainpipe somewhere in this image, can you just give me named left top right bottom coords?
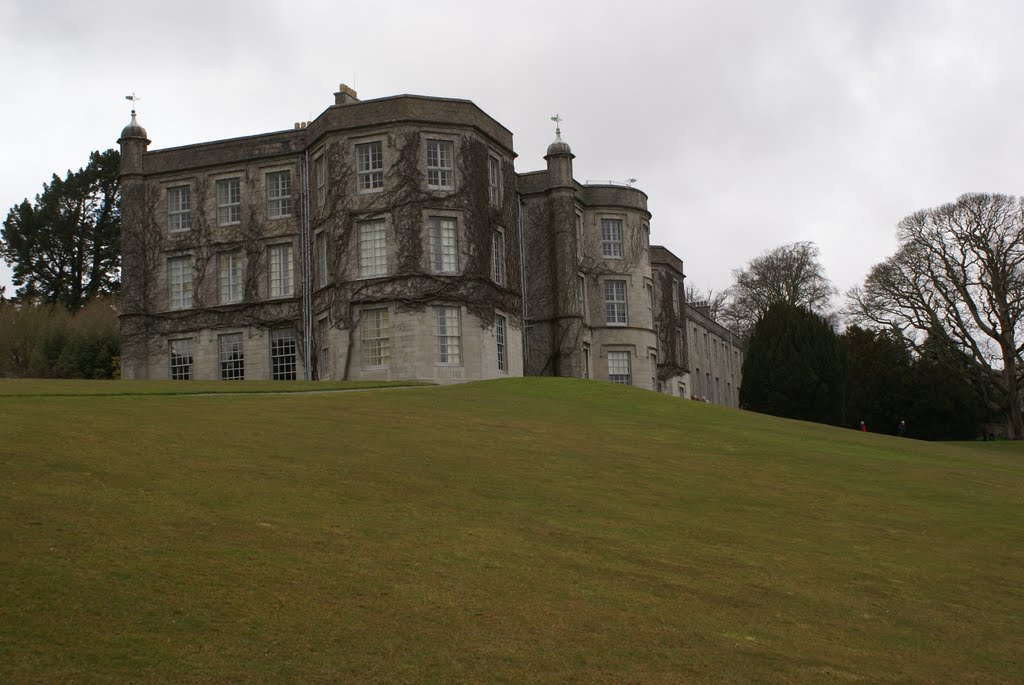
left=300, top=150, right=313, bottom=380
left=517, top=192, right=529, bottom=370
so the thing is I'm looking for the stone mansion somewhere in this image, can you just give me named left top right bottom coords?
left=117, top=84, right=742, bottom=406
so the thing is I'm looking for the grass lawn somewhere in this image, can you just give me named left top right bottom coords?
left=1, top=377, right=1021, bottom=683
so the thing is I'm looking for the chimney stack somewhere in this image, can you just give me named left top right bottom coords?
left=334, top=83, right=359, bottom=105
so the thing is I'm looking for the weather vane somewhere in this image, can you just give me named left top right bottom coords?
left=125, top=93, right=141, bottom=114
left=550, top=114, right=563, bottom=141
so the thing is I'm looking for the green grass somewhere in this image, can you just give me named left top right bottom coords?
left=1, top=377, right=1021, bottom=683
left=0, top=378, right=430, bottom=397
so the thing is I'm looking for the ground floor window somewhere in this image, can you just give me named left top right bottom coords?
left=435, top=306, right=461, bottom=365
left=496, top=314, right=507, bottom=373
left=608, top=351, right=631, bottom=385
left=318, top=318, right=330, bottom=379
left=361, top=308, right=390, bottom=368
left=169, top=338, right=193, bottom=380
left=271, top=328, right=297, bottom=380
left=218, top=333, right=244, bottom=380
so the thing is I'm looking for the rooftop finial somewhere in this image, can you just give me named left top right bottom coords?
left=550, top=114, right=563, bottom=142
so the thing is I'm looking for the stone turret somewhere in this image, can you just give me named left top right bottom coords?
left=117, top=109, right=151, bottom=378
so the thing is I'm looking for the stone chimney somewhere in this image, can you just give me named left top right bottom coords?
left=334, top=83, right=359, bottom=105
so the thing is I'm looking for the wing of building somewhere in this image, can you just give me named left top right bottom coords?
left=117, top=84, right=742, bottom=406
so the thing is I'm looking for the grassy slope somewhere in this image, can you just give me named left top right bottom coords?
left=1, top=378, right=1021, bottom=683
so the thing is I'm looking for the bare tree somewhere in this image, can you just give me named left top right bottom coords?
left=847, top=193, right=1024, bottom=438
left=722, top=241, right=837, bottom=338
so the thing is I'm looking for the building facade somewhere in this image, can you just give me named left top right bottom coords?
left=118, top=84, right=741, bottom=404
left=119, top=87, right=522, bottom=382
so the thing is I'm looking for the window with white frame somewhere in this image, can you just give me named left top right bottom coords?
left=360, top=308, right=390, bottom=368
left=608, top=351, right=631, bottom=385
left=266, top=171, right=292, bottom=219
left=218, top=333, right=244, bottom=380
left=269, top=244, right=294, bottom=298
left=318, top=318, right=330, bottom=378
left=435, top=306, right=461, bottom=365
left=582, top=343, right=591, bottom=379
left=428, top=217, right=457, bottom=273
left=169, top=338, right=193, bottom=380
left=216, top=178, right=240, bottom=226
left=577, top=275, right=586, bottom=318
left=488, top=155, right=500, bottom=206
left=646, top=282, right=654, bottom=321
left=491, top=229, right=504, bottom=285
left=167, top=186, right=191, bottom=232
left=314, top=155, right=326, bottom=206
left=167, top=256, right=192, bottom=310
left=604, top=279, right=627, bottom=325
left=426, top=139, right=454, bottom=190
left=316, top=231, right=328, bottom=287
left=357, top=141, right=384, bottom=192
left=496, top=314, right=507, bottom=373
left=359, top=219, right=387, bottom=277
left=218, top=250, right=243, bottom=304
left=270, top=328, right=297, bottom=380
left=601, top=218, right=623, bottom=258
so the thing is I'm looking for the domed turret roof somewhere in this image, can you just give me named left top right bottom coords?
left=119, top=111, right=148, bottom=141
left=546, top=138, right=573, bottom=156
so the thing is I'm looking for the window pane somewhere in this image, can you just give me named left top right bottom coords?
left=435, top=306, right=461, bottom=364
left=169, top=338, right=193, bottom=380
left=218, top=333, right=244, bottom=380
left=361, top=309, right=390, bottom=368
left=270, top=329, right=297, bottom=380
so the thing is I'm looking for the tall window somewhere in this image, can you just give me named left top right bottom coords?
left=266, top=171, right=292, bottom=219
left=316, top=232, right=328, bottom=287
left=491, top=230, right=504, bottom=285
left=270, top=329, right=297, bottom=380
left=672, top=281, right=680, bottom=315
left=360, top=308, right=390, bottom=368
left=426, top=139, right=454, bottom=189
left=488, top=156, right=500, bottom=206
left=357, top=141, right=384, bottom=191
left=601, top=218, right=623, bottom=258
left=318, top=318, right=330, bottom=379
left=608, top=351, right=631, bottom=385
left=435, top=306, right=461, bottom=365
left=359, top=219, right=387, bottom=277
left=577, top=275, right=586, bottom=318
left=216, top=178, right=240, bottom=226
left=218, top=250, right=243, bottom=304
left=168, top=256, right=192, bottom=310
left=169, top=338, right=193, bottom=380
left=428, top=217, right=457, bottom=273
left=314, top=156, right=326, bottom=207
left=604, top=280, right=627, bottom=325
left=218, top=333, right=244, bottom=380
left=167, top=186, right=191, bottom=232
left=582, top=343, right=591, bottom=379
left=575, top=212, right=584, bottom=262
left=269, top=244, right=294, bottom=298
left=496, top=314, right=507, bottom=373
left=646, top=282, right=654, bottom=320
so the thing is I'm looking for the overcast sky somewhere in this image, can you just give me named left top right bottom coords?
left=2, top=0, right=1022, bottom=305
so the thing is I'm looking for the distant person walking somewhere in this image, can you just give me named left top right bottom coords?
left=859, top=421, right=867, bottom=432
left=897, top=420, right=907, bottom=436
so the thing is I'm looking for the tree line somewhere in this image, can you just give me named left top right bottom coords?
left=1, top=150, right=121, bottom=378
left=705, top=192, right=1024, bottom=439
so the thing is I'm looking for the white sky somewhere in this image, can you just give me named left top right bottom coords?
left=2, top=0, right=1022, bottom=304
